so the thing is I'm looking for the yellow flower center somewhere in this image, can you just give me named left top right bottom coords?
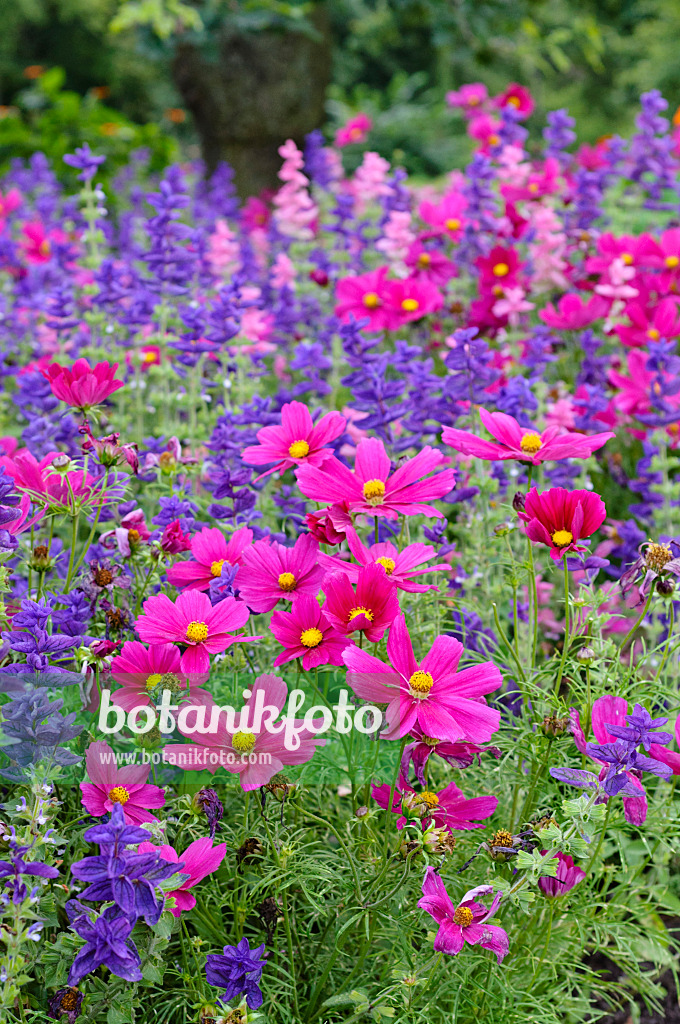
left=520, top=432, right=543, bottom=454
left=362, top=479, right=386, bottom=505
left=408, top=670, right=434, bottom=696
left=145, top=673, right=163, bottom=691
left=416, top=790, right=440, bottom=809
left=278, top=572, right=297, bottom=592
left=300, top=627, right=323, bottom=648
left=445, top=218, right=460, bottom=231
left=363, top=292, right=381, bottom=309
left=211, top=560, right=225, bottom=577
left=453, top=906, right=474, bottom=927
left=493, top=262, right=510, bottom=277
left=401, top=298, right=420, bottom=312
left=488, top=133, right=500, bottom=146
left=186, top=621, right=209, bottom=643
left=647, top=328, right=660, bottom=340
left=417, top=253, right=431, bottom=267
left=143, top=350, right=157, bottom=363
left=621, top=252, right=633, bottom=265
left=108, top=786, right=130, bottom=805
left=376, top=556, right=395, bottom=576
left=421, top=735, right=440, bottom=746
left=665, top=255, right=680, bottom=268
left=551, top=530, right=574, bottom=548
left=288, top=439, right=310, bottom=459
left=348, top=605, right=374, bottom=623
left=528, top=182, right=539, bottom=192
left=508, top=95, right=521, bottom=108
left=39, top=240, right=51, bottom=257
left=645, top=542, right=673, bottom=573
left=232, top=731, right=256, bottom=753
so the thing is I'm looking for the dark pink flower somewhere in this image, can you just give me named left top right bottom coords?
left=42, top=359, right=124, bottom=411
left=138, top=837, right=227, bottom=916
left=319, top=528, right=449, bottom=593
left=446, top=83, right=488, bottom=114
left=270, top=593, right=349, bottom=670
left=335, top=113, right=372, bottom=147
left=494, top=83, right=534, bottom=118
left=537, top=852, right=586, bottom=897
left=614, top=297, right=680, bottom=349
left=539, top=293, right=609, bottom=330
left=323, top=563, right=399, bottom=643
left=419, top=191, right=468, bottom=240
left=372, top=777, right=497, bottom=832
left=161, top=519, right=193, bottom=553
left=305, top=501, right=352, bottom=545
left=241, top=401, right=346, bottom=479
left=383, top=277, right=444, bottom=326
left=135, top=590, right=260, bottom=675
left=79, top=740, right=165, bottom=825
left=237, top=533, right=324, bottom=613
left=443, top=409, right=614, bottom=466
left=296, top=437, right=455, bottom=520
left=167, top=526, right=253, bottom=592
left=108, top=640, right=212, bottom=711
left=518, top=487, right=606, bottom=561
left=476, top=246, right=521, bottom=289
left=334, top=267, right=393, bottom=332
left=419, top=868, right=509, bottom=963
left=343, top=612, right=501, bottom=742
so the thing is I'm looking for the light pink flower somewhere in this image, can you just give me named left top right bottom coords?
left=296, top=437, right=455, bottom=520
left=241, top=401, right=346, bottom=479
left=80, top=740, right=165, bottom=825
left=343, top=612, right=501, bottom=742
left=137, top=838, right=227, bottom=915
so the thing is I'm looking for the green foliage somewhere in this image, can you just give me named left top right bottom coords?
left=0, top=66, right=178, bottom=185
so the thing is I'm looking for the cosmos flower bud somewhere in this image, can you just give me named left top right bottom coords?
left=51, top=454, right=72, bottom=472
left=512, top=491, right=525, bottom=512
left=541, top=714, right=570, bottom=738
left=576, top=645, right=595, bottom=663
left=657, top=577, right=675, bottom=597
left=29, top=544, right=52, bottom=572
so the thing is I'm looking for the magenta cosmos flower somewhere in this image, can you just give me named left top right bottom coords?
left=80, top=741, right=165, bottom=825
left=167, top=526, right=253, bottom=592
left=41, top=359, right=124, bottom=411
left=138, top=838, right=227, bottom=916
left=335, top=112, right=372, bottom=147
left=518, top=487, right=606, bottom=561
left=135, top=591, right=260, bottom=675
left=270, top=594, right=349, bottom=670
left=241, top=401, right=346, bottom=479
left=343, top=612, right=501, bottom=742
left=237, top=533, right=324, bottom=613
left=320, top=528, right=449, bottom=593
left=108, top=641, right=213, bottom=711
left=334, top=267, right=393, bottom=332
left=419, top=868, right=509, bottom=964
left=442, top=409, right=614, bottom=466
left=322, top=563, right=399, bottom=643
left=383, top=277, right=444, bottom=326
left=570, top=695, right=648, bottom=824
left=296, top=437, right=455, bottom=520
left=165, top=674, right=325, bottom=790
left=372, top=778, right=497, bottom=832
left=537, top=852, right=586, bottom=897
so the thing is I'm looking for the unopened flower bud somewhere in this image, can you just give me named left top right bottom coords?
left=541, top=714, right=569, bottom=738
left=494, top=522, right=511, bottom=536
left=309, top=268, right=329, bottom=287
left=355, top=805, right=369, bottom=819
left=657, top=577, right=675, bottom=597
left=512, top=491, right=525, bottom=512
left=576, top=645, right=595, bottom=664
left=51, top=454, right=71, bottom=472
left=29, top=545, right=52, bottom=571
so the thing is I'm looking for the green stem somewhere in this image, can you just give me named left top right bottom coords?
left=655, top=600, right=675, bottom=680
left=382, top=738, right=407, bottom=864
left=617, top=586, right=655, bottom=659
left=554, top=554, right=570, bottom=697
left=491, top=602, right=527, bottom=684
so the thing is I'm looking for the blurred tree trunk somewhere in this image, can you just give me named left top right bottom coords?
left=171, top=7, right=332, bottom=197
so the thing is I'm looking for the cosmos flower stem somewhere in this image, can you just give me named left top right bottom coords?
left=382, top=737, right=408, bottom=864
left=261, top=813, right=300, bottom=1020
left=529, top=902, right=555, bottom=987
left=584, top=800, right=613, bottom=875
left=519, top=736, right=554, bottom=825
left=491, top=602, right=527, bottom=684
left=64, top=511, right=80, bottom=594
left=302, top=808, right=363, bottom=903
left=655, top=601, right=676, bottom=680
left=616, top=586, right=655, bottom=659
left=554, top=555, right=570, bottom=696
left=65, top=495, right=106, bottom=590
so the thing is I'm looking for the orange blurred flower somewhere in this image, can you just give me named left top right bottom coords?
left=165, top=108, right=186, bottom=124
left=673, top=106, right=680, bottom=127
left=91, top=86, right=111, bottom=101
left=99, top=122, right=120, bottom=137
left=23, top=66, right=45, bottom=80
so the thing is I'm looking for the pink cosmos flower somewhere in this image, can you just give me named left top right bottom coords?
left=495, top=83, right=534, bottom=119
left=241, top=401, right=346, bottom=479
left=296, top=437, right=455, bottom=520
left=442, top=409, right=614, bottom=466
left=0, top=449, right=119, bottom=509
left=42, top=359, right=124, bottom=411
left=445, top=83, right=488, bottom=114
left=335, top=267, right=393, bottom=332
left=419, top=191, right=467, bottom=240
left=108, top=641, right=213, bottom=712
left=323, top=563, right=399, bottom=643
left=270, top=593, right=349, bottom=670
left=167, top=526, right=253, bottom=593
left=100, top=508, right=151, bottom=557
left=343, top=612, right=501, bottom=742
left=20, top=221, right=67, bottom=264
left=476, top=245, right=521, bottom=288
left=649, top=716, right=680, bottom=775
left=138, top=838, right=227, bottom=916
left=402, top=726, right=500, bottom=787
left=135, top=590, right=260, bottom=675
left=539, top=293, right=610, bottom=330
left=305, top=501, right=352, bottom=545
left=0, top=493, right=44, bottom=542
left=518, top=487, right=607, bottom=561
left=237, top=533, right=324, bottom=613
left=318, top=528, right=449, bottom=593
left=614, top=297, right=680, bottom=349
left=0, top=188, right=21, bottom=232
left=335, top=113, right=372, bottom=147
left=80, top=740, right=165, bottom=825
left=419, top=868, right=509, bottom=964
left=383, top=277, right=444, bottom=325
left=468, top=114, right=502, bottom=151
left=404, top=242, right=457, bottom=286
left=161, top=519, right=193, bottom=553
left=372, top=777, right=497, bottom=831
left=537, top=852, right=586, bottom=897
left=570, top=696, right=648, bottom=824
left=165, top=674, right=325, bottom=790
left=491, top=286, right=534, bottom=327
